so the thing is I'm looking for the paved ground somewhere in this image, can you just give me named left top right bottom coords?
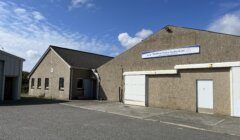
left=0, top=98, right=239, bottom=140
left=62, top=100, right=240, bottom=136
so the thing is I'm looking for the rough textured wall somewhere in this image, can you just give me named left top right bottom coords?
left=29, top=50, right=70, bottom=100
left=98, top=64, right=123, bottom=101
left=97, top=26, right=240, bottom=102
left=148, top=68, right=230, bottom=115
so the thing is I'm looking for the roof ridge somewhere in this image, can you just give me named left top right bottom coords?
left=50, top=45, right=113, bottom=58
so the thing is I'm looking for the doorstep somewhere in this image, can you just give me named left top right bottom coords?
left=60, top=100, right=240, bottom=136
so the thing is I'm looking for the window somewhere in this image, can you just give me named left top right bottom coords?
left=59, top=77, right=64, bottom=90
left=37, top=78, right=41, bottom=89
left=31, top=78, right=35, bottom=89
left=77, top=79, right=83, bottom=89
left=45, top=78, right=49, bottom=90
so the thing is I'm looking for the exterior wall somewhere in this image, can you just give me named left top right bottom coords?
left=98, top=26, right=240, bottom=102
left=70, top=68, right=93, bottom=99
left=0, top=52, right=23, bottom=101
left=0, top=52, right=22, bottom=76
left=99, top=65, right=123, bottom=100
left=29, top=49, right=70, bottom=100
left=0, top=61, right=4, bottom=100
left=147, top=68, right=230, bottom=115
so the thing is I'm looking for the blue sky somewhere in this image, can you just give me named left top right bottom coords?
left=0, top=0, right=240, bottom=71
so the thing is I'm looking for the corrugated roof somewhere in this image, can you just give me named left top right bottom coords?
left=50, top=45, right=113, bottom=69
left=0, top=49, right=25, bottom=61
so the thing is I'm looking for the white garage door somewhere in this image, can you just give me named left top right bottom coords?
left=231, top=67, right=240, bottom=117
left=124, top=75, right=146, bottom=106
left=197, top=80, right=213, bottom=114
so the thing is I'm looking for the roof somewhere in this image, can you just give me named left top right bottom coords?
left=0, top=49, right=25, bottom=61
left=50, top=45, right=113, bottom=69
left=29, top=45, right=113, bottom=77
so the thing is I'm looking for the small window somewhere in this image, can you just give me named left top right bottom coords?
left=37, top=78, right=41, bottom=89
left=45, top=78, right=49, bottom=90
left=59, top=77, right=64, bottom=90
left=31, top=78, right=35, bottom=89
left=77, top=79, right=83, bottom=89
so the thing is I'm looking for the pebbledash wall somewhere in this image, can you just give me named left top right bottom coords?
left=29, top=46, right=112, bottom=100
left=29, top=49, right=71, bottom=99
left=148, top=68, right=230, bottom=115
left=97, top=25, right=240, bottom=117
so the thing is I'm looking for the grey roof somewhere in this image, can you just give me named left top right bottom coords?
left=0, top=49, right=25, bottom=61
left=29, top=45, right=113, bottom=77
left=50, top=45, right=113, bottom=69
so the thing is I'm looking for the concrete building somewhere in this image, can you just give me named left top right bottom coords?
left=0, top=50, right=24, bottom=101
left=28, top=45, right=112, bottom=100
left=97, top=25, right=240, bottom=117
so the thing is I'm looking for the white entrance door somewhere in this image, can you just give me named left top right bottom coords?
left=197, top=80, right=213, bottom=114
left=231, top=67, right=240, bottom=117
left=124, top=75, right=146, bottom=106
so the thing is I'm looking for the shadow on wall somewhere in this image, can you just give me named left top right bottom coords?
left=99, top=84, right=108, bottom=100
left=0, top=95, right=68, bottom=106
left=98, top=84, right=123, bottom=102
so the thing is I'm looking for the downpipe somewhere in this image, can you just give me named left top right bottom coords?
left=91, top=69, right=100, bottom=100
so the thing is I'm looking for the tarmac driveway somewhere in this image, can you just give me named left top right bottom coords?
left=0, top=97, right=239, bottom=140
left=62, top=100, right=240, bottom=137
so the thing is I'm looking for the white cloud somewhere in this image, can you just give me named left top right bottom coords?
left=26, top=50, right=40, bottom=59
left=135, top=29, right=154, bottom=39
left=14, top=8, right=26, bottom=14
left=0, top=1, right=120, bottom=71
left=118, top=29, right=153, bottom=49
left=208, top=13, right=240, bottom=35
left=69, top=0, right=95, bottom=10
left=13, top=7, right=45, bottom=23
left=118, top=33, right=142, bottom=49
left=32, top=11, right=45, bottom=21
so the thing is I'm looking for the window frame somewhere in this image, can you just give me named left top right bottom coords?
left=45, top=78, right=49, bottom=90
left=77, top=78, right=84, bottom=90
left=37, top=78, right=41, bottom=89
left=59, top=77, right=64, bottom=91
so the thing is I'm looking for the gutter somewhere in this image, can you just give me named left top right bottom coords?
left=175, top=61, right=240, bottom=69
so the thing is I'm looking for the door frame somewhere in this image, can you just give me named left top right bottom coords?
left=196, top=79, right=214, bottom=114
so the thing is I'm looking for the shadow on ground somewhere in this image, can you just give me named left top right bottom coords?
left=0, top=95, right=68, bottom=106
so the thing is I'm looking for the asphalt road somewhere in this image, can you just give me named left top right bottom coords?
left=0, top=102, right=239, bottom=140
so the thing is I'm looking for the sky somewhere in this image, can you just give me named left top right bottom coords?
left=1, top=0, right=240, bottom=71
